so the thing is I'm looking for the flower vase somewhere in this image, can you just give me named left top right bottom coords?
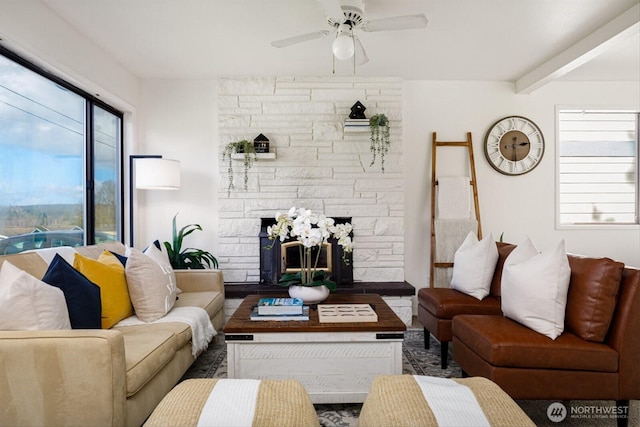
left=288, top=285, right=330, bottom=304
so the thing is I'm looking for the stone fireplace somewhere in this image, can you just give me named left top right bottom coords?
left=217, top=77, right=413, bottom=326
left=217, top=76, right=405, bottom=285
left=259, top=217, right=353, bottom=287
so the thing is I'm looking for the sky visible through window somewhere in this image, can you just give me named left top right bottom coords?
left=0, top=55, right=84, bottom=206
left=0, top=53, right=119, bottom=246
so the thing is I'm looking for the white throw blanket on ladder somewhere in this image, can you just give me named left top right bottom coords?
left=434, top=176, right=477, bottom=287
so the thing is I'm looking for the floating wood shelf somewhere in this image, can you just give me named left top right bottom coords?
left=231, top=152, right=276, bottom=160
left=343, top=125, right=370, bottom=134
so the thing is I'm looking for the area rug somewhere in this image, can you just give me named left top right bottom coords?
left=181, top=328, right=638, bottom=427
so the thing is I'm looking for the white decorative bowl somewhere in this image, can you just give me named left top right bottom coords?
left=288, top=285, right=330, bottom=304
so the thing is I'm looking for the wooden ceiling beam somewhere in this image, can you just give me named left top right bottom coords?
left=515, top=3, right=640, bottom=94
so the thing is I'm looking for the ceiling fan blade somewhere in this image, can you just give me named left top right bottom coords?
left=354, top=36, right=369, bottom=65
left=316, top=0, right=344, bottom=22
left=362, top=14, right=428, bottom=32
left=271, top=30, right=331, bottom=48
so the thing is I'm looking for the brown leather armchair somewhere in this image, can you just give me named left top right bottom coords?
left=417, top=242, right=515, bottom=368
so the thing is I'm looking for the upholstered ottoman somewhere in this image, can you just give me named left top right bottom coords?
left=145, top=378, right=319, bottom=427
left=358, top=375, right=534, bottom=427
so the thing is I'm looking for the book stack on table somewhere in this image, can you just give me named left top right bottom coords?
left=250, top=297, right=309, bottom=321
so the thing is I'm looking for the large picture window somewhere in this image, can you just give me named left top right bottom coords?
left=0, top=47, right=123, bottom=254
left=558, top=109, right=638, bottom=226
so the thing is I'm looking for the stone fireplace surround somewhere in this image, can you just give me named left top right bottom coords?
left=217, top=76, right=414, bottom=325
left=217, top=77, right=405, bottom=284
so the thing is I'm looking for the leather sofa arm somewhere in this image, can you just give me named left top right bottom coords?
left=175, top=269, right=224, bottom=293
left=0, top=329, right=126, bottom=427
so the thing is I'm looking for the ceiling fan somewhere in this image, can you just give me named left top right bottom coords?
left=271, top=0, right=428, bottom=66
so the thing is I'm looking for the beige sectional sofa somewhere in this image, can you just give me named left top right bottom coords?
left=0, top=242, right=225, bottom=427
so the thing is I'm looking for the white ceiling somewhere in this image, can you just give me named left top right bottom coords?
left=42, top=0, right=640, bottom=86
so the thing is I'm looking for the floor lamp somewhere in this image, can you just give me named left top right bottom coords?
left=129, top=155, right=181, bottom=247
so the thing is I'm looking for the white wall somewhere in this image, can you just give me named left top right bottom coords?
left=135, top=80, right=219, bottom=252
left=404, top=80, right=640, bottom=295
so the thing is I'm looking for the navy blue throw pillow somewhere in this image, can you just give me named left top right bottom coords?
left=109, top=251, right=128, bottom=267
left=42, top=254, right=102, bottom=329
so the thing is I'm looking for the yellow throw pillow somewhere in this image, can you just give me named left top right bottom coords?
left=73, top=252, right=133, bottom=329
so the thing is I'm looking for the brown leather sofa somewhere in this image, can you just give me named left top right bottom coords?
left=450, top=251, right=639, bottom=427
left=418, top=243, right=640, bottom=425
left=417, top=242, right=515, bottom=368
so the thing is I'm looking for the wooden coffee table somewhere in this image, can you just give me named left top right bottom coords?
left=223, top=293, right=406, bottom=404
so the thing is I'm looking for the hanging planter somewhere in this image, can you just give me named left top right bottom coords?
left=369, top=113, right=391, bottom=172
left=222, top=140, right=257, bottom=195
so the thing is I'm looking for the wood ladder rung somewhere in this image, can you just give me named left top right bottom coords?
left=435, top=141, right=469, bottom=147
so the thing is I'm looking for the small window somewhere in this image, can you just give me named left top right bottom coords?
left=558, top=110, right=638, bottom=226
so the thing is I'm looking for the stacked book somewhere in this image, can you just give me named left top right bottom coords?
left=344, top=118, right=370, bottom=133
left=250, top=297, right=309, bottom=321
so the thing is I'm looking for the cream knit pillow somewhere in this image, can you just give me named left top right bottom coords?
left=125, top=247, right=177, bottom=322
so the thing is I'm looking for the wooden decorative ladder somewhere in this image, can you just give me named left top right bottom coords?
left=430, top=132, right=482, bottom=288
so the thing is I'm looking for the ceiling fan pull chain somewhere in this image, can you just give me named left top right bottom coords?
left=352, top=28, right=356, bottom=74
left=332, top=50, right=336, bottom=74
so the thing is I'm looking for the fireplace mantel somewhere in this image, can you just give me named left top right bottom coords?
left=225, top=281, right=415, bottom=299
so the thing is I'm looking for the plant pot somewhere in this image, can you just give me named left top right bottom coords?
left=288, top=285, right=330, bottom=304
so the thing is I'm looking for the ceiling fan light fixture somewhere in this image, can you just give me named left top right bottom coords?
left=332, top=25, right=355, bottom=60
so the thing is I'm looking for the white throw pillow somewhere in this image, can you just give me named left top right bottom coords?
left=144, top=242, right=178, bottom=295
left=26, top=246, right=77, bottom=266
left=501, top=236, right=571, bottom=339
left=0, top=261, right=71, bottom=330
left=125, top=247, right=177, bottom=322
left=450, top=232, right=498, bottom=300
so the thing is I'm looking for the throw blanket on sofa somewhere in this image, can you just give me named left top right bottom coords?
left=116, top=306, right=215, bottom=357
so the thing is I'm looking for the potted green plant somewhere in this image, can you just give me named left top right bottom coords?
left=222, top=140, right=257, bottom=194
left=369, top=113, right=391, bottom=172
left=163, top=213, right=218, bottom=269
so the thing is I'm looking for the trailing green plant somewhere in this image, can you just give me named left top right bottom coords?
left=163, top=213, right=218, bottom=269
left=222, top=140, right=257, bottom=194
left=369, top=113, right=391, bottom=172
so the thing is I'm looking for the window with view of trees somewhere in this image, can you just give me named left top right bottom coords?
left=0, top=47, right=123, bottom=254
left=558, top=109, right=638, bottom=226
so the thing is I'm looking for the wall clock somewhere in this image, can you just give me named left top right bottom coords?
left=483, top=116, right=545, bottom=175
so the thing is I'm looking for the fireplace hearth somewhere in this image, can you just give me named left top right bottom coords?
left=259, top=217, right=353, bottom=287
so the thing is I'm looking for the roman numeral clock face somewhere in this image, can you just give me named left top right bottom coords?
left=484, top=116, right=545, bottom=175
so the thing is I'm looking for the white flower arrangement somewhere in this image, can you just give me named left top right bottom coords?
left=267, top=207, right=353, bottom=289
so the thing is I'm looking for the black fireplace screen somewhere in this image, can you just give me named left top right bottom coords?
left=281, top=241, right=332, bottom=273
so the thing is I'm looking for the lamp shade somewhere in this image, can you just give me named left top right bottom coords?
left=135, top=158, right=181, bottom=190
left=332, top=34, right=355, bottom=60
